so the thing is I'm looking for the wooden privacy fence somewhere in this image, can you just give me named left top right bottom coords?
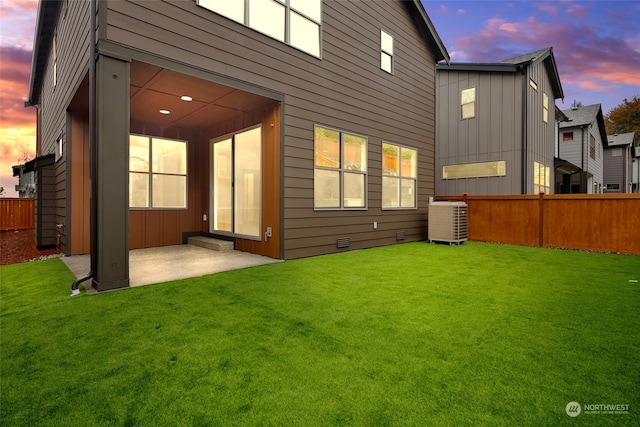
left=0, top=198, right=35, bottom=230
left=435, top=193, right=640, bottom=255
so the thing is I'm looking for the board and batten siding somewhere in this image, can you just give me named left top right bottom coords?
left=525, top=59, right=556, bottom=193
left=436, top=70, right=523, bottom=195
left=603, top=147, right=631, bottom=192
left=103, top=0, right=438, bottom=259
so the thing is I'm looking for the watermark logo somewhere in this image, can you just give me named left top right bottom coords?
left=566, top=401, right=630, bottom=417
left=566, top=401, right=581, bottom=417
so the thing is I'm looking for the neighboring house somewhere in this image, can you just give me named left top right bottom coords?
left=26, top=0, right=448, bottom=291
left=435, top=47, right=564, bottom=195
left=12, top=164, right=36, bottom=198
left=603, top=132, right=635, bottom=193
left=557, top=104, right=607, bottom=193
left=633, top=146, right=640, bottom=193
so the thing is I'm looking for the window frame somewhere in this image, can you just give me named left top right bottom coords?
left=605, top=183, right=620, bottom=191
left=443, top=160, right=506, bottom=179
left=380, top=29, right=394, bottom=74
left=314, top=125, right=368, bottom=211
left=563, top=132, right=573, bottom=142
left=382, top=142, right=417, bottom=210
left=543, top=93, right=549, bottom=123
left=461, top=87, right=476, bottom=120
left=196, top=0, right=322, bottom=58
left=589, top=134, right=596, bottom=160
left=129, top=134, right=188, bottom=210
left=533, top=161, right=550, bottom=194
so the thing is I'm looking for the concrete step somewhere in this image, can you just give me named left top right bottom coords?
left=188, top=236, right=234, bottom=252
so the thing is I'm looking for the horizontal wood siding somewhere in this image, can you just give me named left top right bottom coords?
left=0, top=199, right=35, bottom=230
left=105, top=0, right=439, bottom=259
left=436, top=194, right=640, bottom=254
left=37, top=0, right=92, bottom=254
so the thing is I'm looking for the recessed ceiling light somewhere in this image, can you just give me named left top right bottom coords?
left=180, top=96, right=193, bottom=101
left=159, top=109, right=170, bottom=115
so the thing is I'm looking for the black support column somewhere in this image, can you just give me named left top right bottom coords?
left=92, top=54, right=130, bottom=291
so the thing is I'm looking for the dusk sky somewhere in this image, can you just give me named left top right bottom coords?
left=1, top=0, right=639, bottom=197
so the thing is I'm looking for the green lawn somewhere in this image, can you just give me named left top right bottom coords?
left=1, top=242, right=638, bottom=426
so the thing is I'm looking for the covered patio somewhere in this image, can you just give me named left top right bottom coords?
left=62, top=243, right=281, bottom=293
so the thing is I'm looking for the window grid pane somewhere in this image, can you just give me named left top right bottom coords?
left=314, top=126, right=367, bottom=209
left=249, top=0, right=285, bottom=42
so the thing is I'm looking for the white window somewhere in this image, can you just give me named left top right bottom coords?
left=533, top=161, right=550, bottom=194
left=529, top=79, right=538, bottom=91
left=381, top=30, right=393, bottom=74
left=382, top=143, right=417, bottom=209
left=543, top=93, right=549, bottom=123
left=314, top=126, right=367, bottom=209
left=461, top=87, right=476, bottom=119
left=612, top=148, right=622, bottom=157
left=55, top=133, right=63, bottom=162
left=52, top=31, right=57, bottom=89
left=197, top=0, right=322, bottom=57
left=443, top=160, right=506, bottom=179
left=129, top=135, right=188, bottom=209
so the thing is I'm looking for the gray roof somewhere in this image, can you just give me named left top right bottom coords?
left=560, top=104, right=603, bottom=128
left=606, top=132, right=635, bottom=147
left=437, top=47, right=563, bottom=99
left=559, top=103, right=608, bottom=147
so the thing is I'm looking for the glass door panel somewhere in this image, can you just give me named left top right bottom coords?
left=213, top=138, right=232, bottom=232
left=211, top=127, right=262, bottom=238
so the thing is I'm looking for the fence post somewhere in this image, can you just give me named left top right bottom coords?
left=538, top=192, right=544, bottom=247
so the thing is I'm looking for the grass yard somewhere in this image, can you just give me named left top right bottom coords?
left=1, top=242, right=638, bottom=426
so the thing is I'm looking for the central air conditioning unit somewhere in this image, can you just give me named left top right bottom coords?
left=428, top=201, right=468, bottom=245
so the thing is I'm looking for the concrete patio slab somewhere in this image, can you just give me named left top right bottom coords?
left=62, top=244, right=282, bottom=290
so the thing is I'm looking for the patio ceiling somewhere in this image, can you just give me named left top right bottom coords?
left=130, top=61, right=275, bottom=129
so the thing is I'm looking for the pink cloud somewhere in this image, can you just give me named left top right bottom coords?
left=0, top=0, right=37, bottom=50
left=452, top=15, right=640, bottom=93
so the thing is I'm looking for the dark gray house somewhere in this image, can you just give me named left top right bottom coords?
left=604, top=132, right=635, bottom=193
left=557, top=104, right=607, bottom=193
left=435, top=48, right=564, bottom=195
left=26, top=0, right=448, bottom=291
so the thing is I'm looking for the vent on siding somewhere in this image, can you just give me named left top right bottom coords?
left=337, top=237, right=350, bottom=248
left=396, top=231, right=405, bottom=241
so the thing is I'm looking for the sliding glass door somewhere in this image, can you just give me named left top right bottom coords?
left=211, top=126, right=262, bottom=238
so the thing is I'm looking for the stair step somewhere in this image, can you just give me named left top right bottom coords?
left=188, top=236, right=234, bottom=252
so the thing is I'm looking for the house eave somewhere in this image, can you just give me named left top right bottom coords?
left=27, top=0, right=61, bottom=106
left=436, top=63, right=518, bottom=73
left=410, top=0, right=450, bottom=63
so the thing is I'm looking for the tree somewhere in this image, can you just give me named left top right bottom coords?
left=603, top=96, right=640, bottom=144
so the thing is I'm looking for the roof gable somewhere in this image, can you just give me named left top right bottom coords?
left=437, top=47, right=563, bottom=100
left=560, top=104, right=608, bottom=146
left=607, top=132, right=635, bottom=147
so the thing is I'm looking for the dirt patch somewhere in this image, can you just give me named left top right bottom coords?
left=1, top=229, right=61, bottom=266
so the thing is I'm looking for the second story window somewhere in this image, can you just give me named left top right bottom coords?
left=461, top=87, right=476, bottom=119
left=197, top=0, right=322, bottom=57
left=381, top=30, right=393, bottom=73
left=589, top=135, right=596, bottom=160
left=52, top=31, right=57, bottom=89
left=563, top=132, right=573, bottom=142
left=543, top=93, right=549, bottom=123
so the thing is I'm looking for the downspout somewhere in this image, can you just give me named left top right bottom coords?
left=71, top=0, right=97, bottom=296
